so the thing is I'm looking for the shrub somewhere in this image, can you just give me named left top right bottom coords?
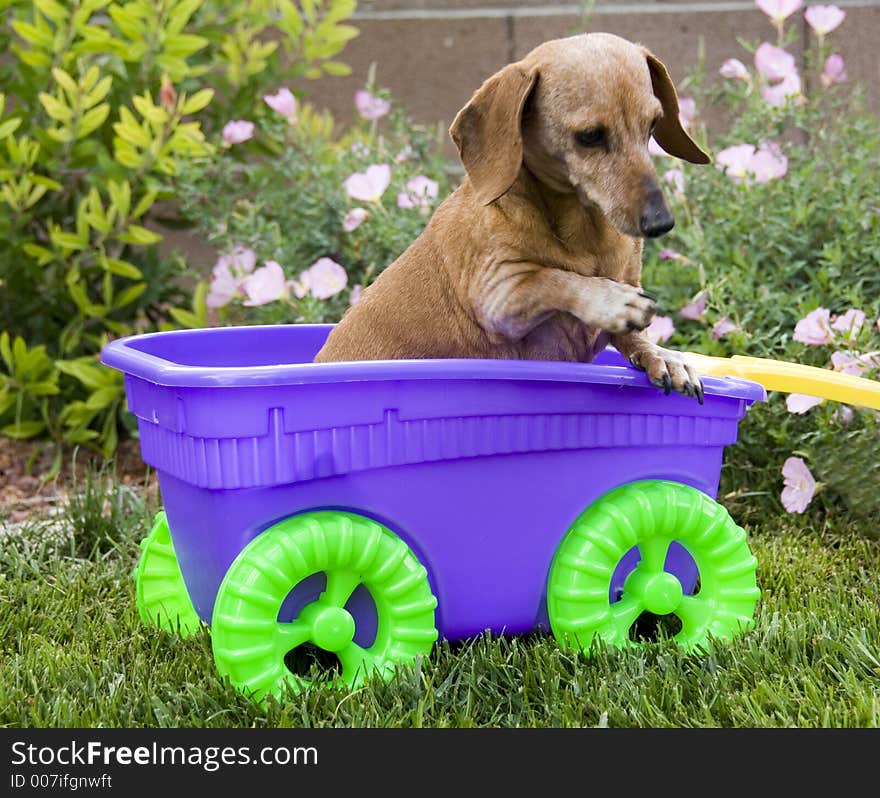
left=640, top=3, right=880, bottom=522
left=0, top=0, right=358, bottom=460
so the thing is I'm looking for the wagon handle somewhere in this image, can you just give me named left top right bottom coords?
left=682, top=352, right=880, bottom=411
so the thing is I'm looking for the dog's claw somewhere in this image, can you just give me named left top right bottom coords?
left=662, top=374, right=671, bottom=396
left=695, top=380, right=705, bottom=405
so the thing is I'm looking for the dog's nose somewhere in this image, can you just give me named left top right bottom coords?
left=639, top=188, right=675, bottom=238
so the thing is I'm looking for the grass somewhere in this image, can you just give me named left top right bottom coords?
left=2, top=469, right=880, bottom=728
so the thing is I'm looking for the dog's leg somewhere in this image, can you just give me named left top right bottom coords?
left=613, top=330, right=704, bottom=402
left=478, top=266, right=656, bottom=342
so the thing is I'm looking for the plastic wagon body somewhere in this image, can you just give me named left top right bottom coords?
left=103, top=324, right=764, bottom=650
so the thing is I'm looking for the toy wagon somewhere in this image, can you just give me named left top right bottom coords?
left=102, top=324, right=767, bottom=702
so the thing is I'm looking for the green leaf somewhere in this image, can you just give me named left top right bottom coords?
left=2, top=420, right=46, bottom=439
left=131, top=190, right=157, bottom=219
left=0, top=118, right=22, bottom=139
left=113, top=282, right=146, bottom=308
left=118, top=224, right=161, bottom=245
left=35, top=0, right=69, bottom=23
left=102, top=256, right=142, bottom=279
left=0, top=332, right=12, bottom=372
left=56, top=359, right=108, bottom=390
left=11, top=20, right=53, bottom=48
left=163, top=33, right=209, bottom=57
left=38, top=92, right=73, bottom=123
left=168, top=307, right=199, bottom=328
left=83, top=75, right=113, bottom=108
left=27, top=380, right=60, bottom=396
left=50, top=228, right=87, bottom=250
left=51, top=67, right=79, bottom=98
left=85, top=385, right=120, bottom=410
left=322, top=60, right=351, bottom=76
left=77, top=103, right=110, bottom=138
left=22, top=243, right=55, bottom=265
left=181, top=88, right=213, bottom=115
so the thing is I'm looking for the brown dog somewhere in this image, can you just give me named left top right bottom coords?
left=315, top=32, right=708, bottom=400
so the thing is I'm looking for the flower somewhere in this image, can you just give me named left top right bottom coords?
left=659, top=248, right=686, bottom=262
left=206, top=246, right=256, bottom=308
left=830, top=350, right=866, bottom=376
left=677, top=97, right=697, bottom=128
left=717, top=142, right=787, bottom=184
left=263, top=87, right=297, bottom=123
left=832, top=406, right=854, bottom=426
left=663, top=168, right=685, bottom=195
left=712, top=316, right=739, bottom=339
left=243, top=261, right=287, bottom=306
left=301, top=257, right=347, bottom=300
left=755, top=0, right=803, bottom=25
left=805, top=4, right=846, bottom=36
left=344, top=164, right=391, bottom=202
left=350, top=141, right=370, bottom=158
left=159, top=75, right=176, bottom=111
left=761, top=71, right=802, bottom=107
left=754, top=43, right=797, bottom=81
left=786, top=393, right=823, bottom=413
left=355, top=90, right=391, bottom=120
left=781, top=456, right=816, bottom=514
left=343, top=207, right=369, bottom=232
left=716, top=144, right=757, bottom=182
left=394, top=144, right=414, bottom=163
left=397, top=175, right=439, bottom=210
left=222, top=120, right=254, bottom=145
left=821, top=54, right=847, bottom=87
left=349, top=284, right=363, bottom=305
left=831, top=308, right=865, bottom=339
left=645, top=315, right=675, bottom=344
left=749, top=142, right=788, bottom=183
left=793, top=307, right=834, bottom=345
left=679, top=292, right=707, bottom=320
left=719, top=58, right=750, bottom=81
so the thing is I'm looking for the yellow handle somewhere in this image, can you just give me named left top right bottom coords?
left=683, top=352, right=880, bottom=411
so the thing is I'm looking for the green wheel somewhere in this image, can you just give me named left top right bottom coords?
left=135, top=511, right=201, bottom=637
left=548, top=480, right=759, bottom=654
left=211, top=511, right=439, bottom=702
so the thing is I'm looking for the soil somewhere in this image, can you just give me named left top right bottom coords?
left=0, top=435, right=155, bottom=524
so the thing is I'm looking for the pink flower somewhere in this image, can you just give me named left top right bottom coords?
left=761, top=71, right=802, bottom=107
left=263, top=88, right=297, bottom=122
left=355, top=90, right=390, bottom=120
left=877, top=316, right=880, bottom=333
left=677, top=97, right=697, bottom=128
left=243, top=260, right=287, bottom=306
left=206, top=246, right=256, bottom=308
left=832, top=406, right=854, bottom=426
left=342, top=207, right=368, bottom=232
left=754, top=43, right=797, bottom=81
left=786, top=393, right=823, bottom=413
left=712, top=316, right=739, bottom=339
left=349, top=284, right=362, bottom=305
left=755, top=0, right=803, bottom=24
left=830, top=350, right=866, bottom=376
left=645, top=315, right=675, bottom=344
left=679, top=292, right=707, bottom=320
left=301, top=257, right=347, bottom=300
left=805, top=4, right=846, bottom=36
left=831, top=308, right=865, bottom=339
left=222, top=120, right=254, bottom=145
left=750, top=142, right=788, bottom=183
left=781, top=456, right=816, bottom=514
left=821, top=54, right=847, bottom=87
left=720, top=58, right=750, bottom=80
left=344, top=164, right=391, bottom=203
left=659, top=248, right=685, bottom=262
left=717, top=144, right=758, bottom=182
left=663, top=168, right=685, bottom=195
left=648, top=136, right=666, bottom=157
left=394, top=144, right=414, bottom=163
left=793, top=307, right=834, bottom=345
left=396, top=175, right=439, bottom=210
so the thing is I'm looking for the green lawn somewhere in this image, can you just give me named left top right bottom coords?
left=2, top=472, right=879, bottom=728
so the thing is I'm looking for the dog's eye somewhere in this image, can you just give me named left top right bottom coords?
left=574, top=128, right=607, bottom=148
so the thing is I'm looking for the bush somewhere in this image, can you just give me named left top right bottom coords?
left=0, top=0, right=358, bottom=460
left=174, top=81, right=451, bottom=325
left=640, top=6, right=880, bottom=522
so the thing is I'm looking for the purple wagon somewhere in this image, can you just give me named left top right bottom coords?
left=102, top=324, right=764, bottom=701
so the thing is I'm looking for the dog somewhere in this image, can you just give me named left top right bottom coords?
left=315, top=32, right=709, bottom=401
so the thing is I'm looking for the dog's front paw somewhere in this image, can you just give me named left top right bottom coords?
left=630, top=345, right=704, bottom=403
left=588, top=280, right=657, bottom=334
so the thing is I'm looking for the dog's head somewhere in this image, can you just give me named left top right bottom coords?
left=449, top=33, right=709, bottom=238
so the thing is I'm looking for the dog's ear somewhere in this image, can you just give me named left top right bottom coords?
left=645, top=52, right=710, bottom=165
left=450, top=63, right=539, bottom=205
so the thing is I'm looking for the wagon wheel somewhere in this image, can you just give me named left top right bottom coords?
left=135, top=511, right=201, bottom=638
left=211, top=511, right=439, bottom=703
left=547, top=480, right=759, bottom=654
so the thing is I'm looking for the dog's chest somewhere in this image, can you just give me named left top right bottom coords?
left=513, top=314, right=609, bottom=362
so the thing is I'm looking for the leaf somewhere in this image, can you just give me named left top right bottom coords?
left=168, top=307, right=199, bottom=328
left=22, top=242, right=55, bottom=265
left=131, top=190, right=157, bottom=219
left=51, top=67, right=79, bottom=98
left=56, top=359, right=108, bottom=390
left=118, top=224, right=161, bottom=245
left=83, top=75, right=113, bottom=109
left=0, top=332, right=12, bottom=372
left=27, top=380, right=60, bottom=396
left=38, top=92, right=73, bottom=123
left=77, top=103, right=110, bottom=138
left=113, top=282, right=146, bottom=308
left=163, top=33, right=209, bottom=57
left=11, top=20, right=54, bottom=48
left=2, top=420, right=46, bottom=439
left=85, top=385, right=120, bottom=410
left=0, top=118, right=22, bottom=139
left=181, top=88, right=213, bottom=115
left=49, top=228, right=87, bottom=250
left=35, top=0, right=69, bottom=23
left=102, top=256, right=142, bottom=279
left=322, top=60, right=351, bottom=76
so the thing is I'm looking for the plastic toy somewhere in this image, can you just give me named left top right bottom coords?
left=102, top=324, right=792, bottom=702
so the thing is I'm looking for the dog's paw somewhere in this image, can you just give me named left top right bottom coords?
left=586, top=279, right=657, bottom=334
left=629, top=345, right=704, bottom=403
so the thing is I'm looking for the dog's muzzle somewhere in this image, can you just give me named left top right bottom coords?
left=639, top=187, right=675, bottom=238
